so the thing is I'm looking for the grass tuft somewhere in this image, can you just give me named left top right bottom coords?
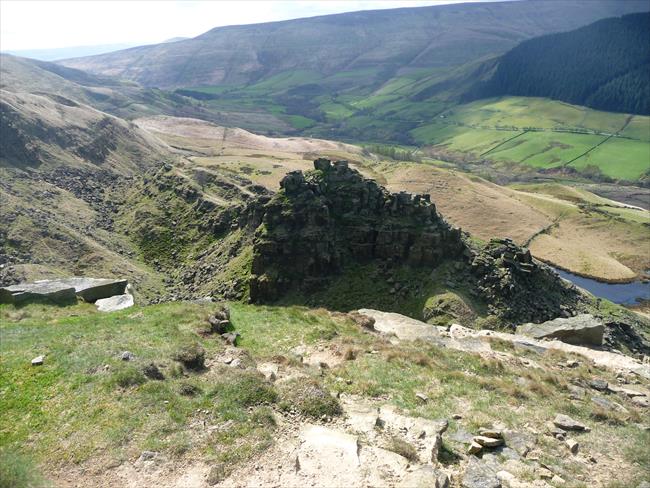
left=278, top=379, right=342, bottom=419
left=172, top=343, right=206, bottom=370
left=0, top=448, right=47, bottom=488
left=109, top=365, right=148, bottom=388
left=386, top=437, right=419, bottom=462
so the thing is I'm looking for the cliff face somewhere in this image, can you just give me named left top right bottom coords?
left=249, top=159, right=464, bottom=302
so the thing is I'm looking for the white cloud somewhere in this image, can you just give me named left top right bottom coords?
left=0, top=0, right=497, bottom=51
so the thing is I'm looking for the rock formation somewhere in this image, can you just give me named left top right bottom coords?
left=249, top=159, right=464, bottom=301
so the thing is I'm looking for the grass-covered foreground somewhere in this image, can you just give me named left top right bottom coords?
left=0, top=301, right=366, bottom=486
left=1, top=301, right=649, bottom=487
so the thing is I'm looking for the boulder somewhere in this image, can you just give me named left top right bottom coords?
left=121, top=351, right=135, bottom=361
left=31, top=355, right=44, bottom=366
left=0, top=277, right=127, bottom=304
left=566, top=439, right=579, bottom=454
left=501, top=430, right=535, bottom=457
left=357, top=309, right=441, bottom=342
left=462, top=456, right=501, bottom=488
left=55, top=277, right=128, bottom=302
left=553, top=414, right=589, bottom=432
left=95, top=293, right=134, bottom=312
left=517, top=314, right=604, bottom=346
left=588, top=378, right=608, bottom=391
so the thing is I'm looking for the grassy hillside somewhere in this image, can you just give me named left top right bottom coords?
left=169, top=78, right=649, bottom=182
left=59, top=1, right=648, bottom=90
left=47, top=3, right=650, bottom=182
left=0, top=54, right=270, bottom=128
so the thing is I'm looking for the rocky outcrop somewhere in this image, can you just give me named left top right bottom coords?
left=360, top=310, right=650, bottom=379
left=249, top=159, right=464, bottom=301
left=517, top=314, right=605, bottom=346
left=245, top=159, right=585, bottom=326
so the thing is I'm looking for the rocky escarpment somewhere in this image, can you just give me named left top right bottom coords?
left=249, top=159, right=464, bottom=301
left=245, top=159, right=587, bottom=326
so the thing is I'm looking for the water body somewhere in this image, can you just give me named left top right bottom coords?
left=550, top=266, right=650, bottom=305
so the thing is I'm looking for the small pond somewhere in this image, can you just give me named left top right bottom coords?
left=550, top=266, right=650, bottom=306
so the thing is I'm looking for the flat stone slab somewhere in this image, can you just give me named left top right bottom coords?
left=1, top=277, right=128, bottom=304
left=517, top=314, right=604, bottom=346
left=96, top=294, right=134, bottom=312
left=398, top=466, right=448, bottom=488
left=462, top=456, right=500, bottom=488
left=553, top=414, right=588, bottom=432
left=297, top=425, right=362, bottom=487
left=359, top=446, right=409, bottom=486
left=0, top=281, right=77, bottom=304
left=341, top=395, right=381, bottom=435
left=358, top=309, right=441, bottom=342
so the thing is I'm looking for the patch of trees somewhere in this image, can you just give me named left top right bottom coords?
left=465, top=13, right=650, bottom=115
left=174, top=89, right=220, bottom=101
left=367, top=145, right=422, bottom=162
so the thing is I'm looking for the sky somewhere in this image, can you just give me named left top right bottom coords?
left=1, top=0, right=498, bottom=51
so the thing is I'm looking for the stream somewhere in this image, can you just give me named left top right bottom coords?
left=550, top=266, right=650, bottom=305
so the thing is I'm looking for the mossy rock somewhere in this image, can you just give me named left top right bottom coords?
left=423, top=292, right=476, bottom=326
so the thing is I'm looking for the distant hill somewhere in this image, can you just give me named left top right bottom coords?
left=3, top=43, right=144, bottom=62
left=58, top=0, right=649, bottom=90
left=0, top=54, right=256, bottom=126
left=466, top=13, right=650, bottom=115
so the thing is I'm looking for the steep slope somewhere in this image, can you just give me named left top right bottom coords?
left=0, top=90, right=168, bottom=171
left=0, top=54, right=242, bottom=124
left=58, top=1, right=649, bottom=90
left=466, top=13, right=650, bottom=115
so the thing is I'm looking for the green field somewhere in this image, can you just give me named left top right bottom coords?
left=179, top=65, right=650, bottom=181
left=570, top=137, right=650, bottom=181
left=409, top=97, right=650, bottom=180
left=488, top=132, right=607, bottom=169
